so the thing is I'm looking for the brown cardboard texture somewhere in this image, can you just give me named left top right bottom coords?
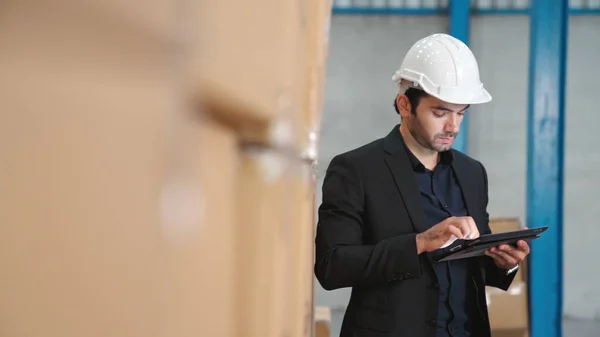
left=185, top=116, right=239, bottom=337
left=315, top=306, right=332, bottom=337
left=0, top=3, right=239, bottom=336
left=492, top=330, right=529, bottom=337
left=289, top=164, right=318, bottom=337
left=0, top=2, right=202, bottom=336
left=196, top=0, right=306, bottom=139
left=489, top=217, right=528, bottom=282
left=303, top=0, right=333, bottom=135
left=489, top=217, right=525, bottom=233
left=486, top=280, right=529, bottom=337
left=236, top=149, right=298, bottom=337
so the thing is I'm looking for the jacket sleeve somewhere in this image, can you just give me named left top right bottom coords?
left=479, top=161, right=518, bottom=290
left=314, top=154, right=422, bottom=291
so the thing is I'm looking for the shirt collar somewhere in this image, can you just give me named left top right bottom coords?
left=399, top=131, right=454, bottom=171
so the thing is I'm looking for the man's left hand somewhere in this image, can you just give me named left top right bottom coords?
left=484, top=240, right=530, bottom=270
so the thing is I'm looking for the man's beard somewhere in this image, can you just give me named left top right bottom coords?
left=407, top=117, right=458, bottom=152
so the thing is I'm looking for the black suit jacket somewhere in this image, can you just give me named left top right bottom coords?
left=314, top=126, right=516, bottom=337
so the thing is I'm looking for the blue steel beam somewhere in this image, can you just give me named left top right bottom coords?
left=331, top=8, right=600, bottom=16
left=527, top=1, right=568, bottom=337
left=448, top=0, right=470, bottom=154
left=331, top=7, right=444, bottom=15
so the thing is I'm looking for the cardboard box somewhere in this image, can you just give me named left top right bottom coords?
left=489, top=217, right=526, bottom=233
left=73, top=0, right=178, bottom=41
left=0, top=81, right=168, bottom=337
left=0, top=3, right=169, bottom=336
left=236, top=149, right=298, bottom=337
left=0, top=3, right=238, bottom=336
left=486, top=281, right=529, bottom=337
left=196, top=0, right=307, bottom=146
left=488, top=218, right=529, bottom=337
left=290, top=0, right=332, bottom=164
left=289, top=164, right=317, bottom=337
left=315, top=306, right=332, bottom=337
left=303, top=0, right=333, bottom=138
left=197, top=0, right=331, bottom=157
left=489, top=217, right=528, bottom=282
left=173, top=115, right=239, bottom=337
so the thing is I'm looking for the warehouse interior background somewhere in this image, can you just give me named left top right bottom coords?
left=314, top=0, right=600, bottom=337
left=1, top=1, right=599, bottom=337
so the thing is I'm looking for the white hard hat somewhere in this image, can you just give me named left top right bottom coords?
left=392, top=33, right=491, bottom=105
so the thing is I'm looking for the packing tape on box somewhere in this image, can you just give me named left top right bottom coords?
left=247, top=147, right=291, bottom=184
left=240, top=145, right=318, bottom=190
left=268, top=108, right=296, bottom=150
left=301, top=129, right=319, bottom=180
left=241, top=118, right=319, bottom=181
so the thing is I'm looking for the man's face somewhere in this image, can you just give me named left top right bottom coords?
left=401, top=94, right=469, bottom=152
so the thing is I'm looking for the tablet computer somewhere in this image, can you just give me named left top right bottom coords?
left=435, top=226, right=548, bottom=262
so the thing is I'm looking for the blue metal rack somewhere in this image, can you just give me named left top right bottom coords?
left=332, top=7, right=600, bottom=15
left=331, top=0, right=600, bottom=15
left=447, top=0, right=471, bottom=154
left=527, top=1, right=568, bottom=337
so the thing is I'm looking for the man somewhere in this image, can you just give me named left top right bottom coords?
left=314, top=33, right=530, bottom=337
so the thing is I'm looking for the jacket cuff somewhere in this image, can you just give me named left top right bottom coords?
left=385, top=234, right=422, bottom=282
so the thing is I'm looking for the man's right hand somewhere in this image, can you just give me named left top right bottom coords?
left=416, top=216, right=480, bottom=254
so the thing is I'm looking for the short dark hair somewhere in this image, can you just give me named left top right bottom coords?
left=393, top=88, right=430, bottom=115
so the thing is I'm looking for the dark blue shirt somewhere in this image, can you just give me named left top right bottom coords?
left=403, top=143, right=475, bottom=337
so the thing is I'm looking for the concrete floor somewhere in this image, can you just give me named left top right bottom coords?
left=329, top=309, right=600, bottom=337
left=563, top=319, right=600, bottom=337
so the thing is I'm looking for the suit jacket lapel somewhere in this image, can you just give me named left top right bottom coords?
left=383, top=126, right=429, bottom=234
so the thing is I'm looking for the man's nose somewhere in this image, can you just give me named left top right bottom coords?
left=444, top=114, right=459, bottom=133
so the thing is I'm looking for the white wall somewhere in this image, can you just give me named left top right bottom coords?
left=563, top=16, right=600, bottom=321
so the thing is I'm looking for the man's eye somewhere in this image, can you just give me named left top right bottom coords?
left=433, top=111, right=446, bottom=117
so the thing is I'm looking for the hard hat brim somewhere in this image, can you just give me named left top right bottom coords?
left=394, top=74, right=492, bottom=105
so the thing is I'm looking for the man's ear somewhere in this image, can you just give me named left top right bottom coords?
left=396, top=94, right=412, bottom=118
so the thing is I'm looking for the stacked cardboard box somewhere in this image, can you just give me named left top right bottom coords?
left=0, top=1, right=332, bottom=337
left=0, top=1, right=236, bottom=337
left=195, top=1, right=308, bottom=336
left=291, top=2, right=333, bottom=337
left=487, top=218, right=530, bottom=337
left=197, top=1, right=333, bottom=337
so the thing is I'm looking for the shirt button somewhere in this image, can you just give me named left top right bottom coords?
left=425, top=319, right=436, bottom=327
